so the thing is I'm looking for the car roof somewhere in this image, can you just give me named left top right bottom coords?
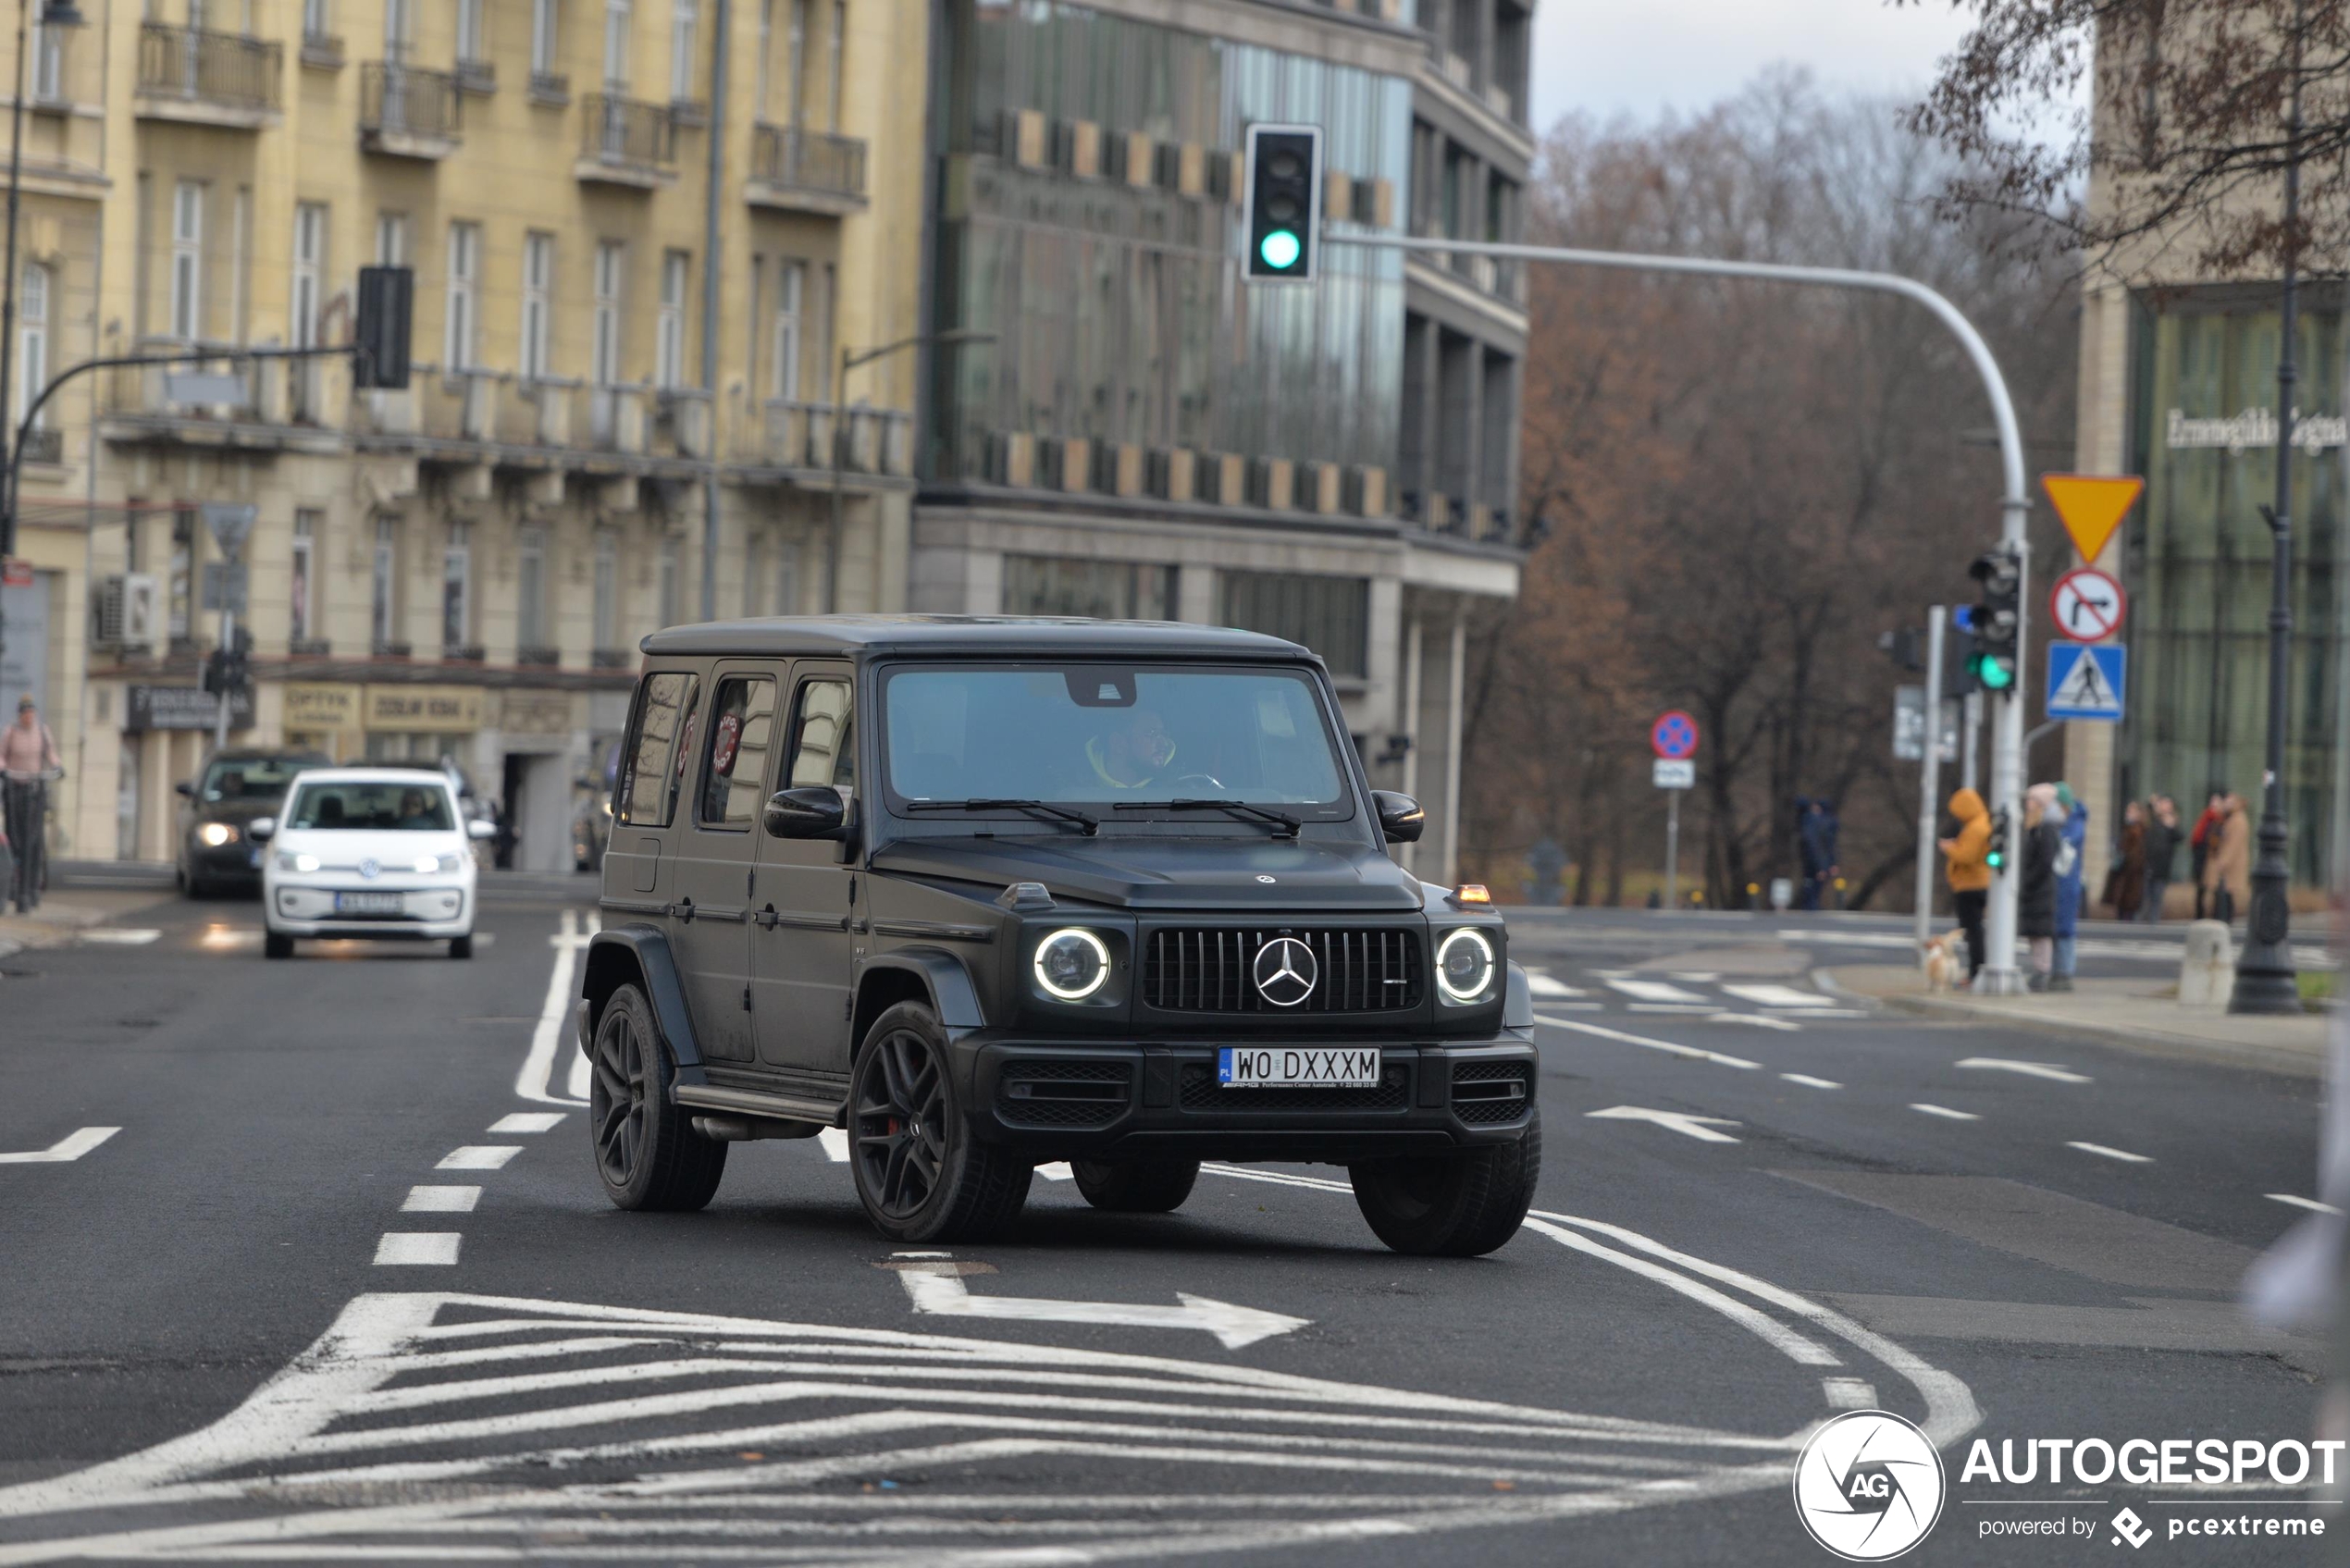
left=205, top=749, right=331, bottom=763
left=639, top=614, right=1312, bottom=661
left=286, top=768, right=456, bottom=787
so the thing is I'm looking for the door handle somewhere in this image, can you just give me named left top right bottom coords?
left=754, top=904, right=780, bottom=929
left=674, top=896, right=695, bottom=923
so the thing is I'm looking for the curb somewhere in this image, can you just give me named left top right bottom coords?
left=1871, top=986, right=2323, bottom=1080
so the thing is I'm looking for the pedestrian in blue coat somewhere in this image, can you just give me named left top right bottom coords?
left=2051, top=782, right=2088, bottom=992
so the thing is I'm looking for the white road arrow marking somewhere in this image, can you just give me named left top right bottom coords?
left=894, top=1265, right=1308, bottom=1349
left=0, top=1126, right=118, bottom=1164
left=1585, top=1105, right=1742, bottom=1143
left=1956, top=1057, right=2091, bottom=1084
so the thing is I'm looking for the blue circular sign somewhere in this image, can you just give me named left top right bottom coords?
left=1651, top=710, right=1700, bottom=760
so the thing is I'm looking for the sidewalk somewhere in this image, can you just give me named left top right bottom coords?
left=1826, top=964, right=2333, bottom=1079
left=0, top=889, right=175, bottom=960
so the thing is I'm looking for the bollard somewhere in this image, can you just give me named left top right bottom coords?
left=2178, top=920, right=2235, bottom=1009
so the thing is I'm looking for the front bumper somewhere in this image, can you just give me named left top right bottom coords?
left=267, top=882, right=472, bottom=939
left=186, top=841, right=265, bottom=883
left=961, top=1036, right=1538, bottom=1164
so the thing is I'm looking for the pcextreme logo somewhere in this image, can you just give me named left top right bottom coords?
left=1792, top=1410, right=1948, bottom=1561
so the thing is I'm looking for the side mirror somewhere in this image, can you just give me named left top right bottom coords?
left=247, top=817, right=276, bottom=842
left=764, top=784, right=848, bottom=840
left=175, top=781, right=194, bottom=797
left=467, top=818, right=499, bottom=840
left=1372, top=790, right=1424, bottom=845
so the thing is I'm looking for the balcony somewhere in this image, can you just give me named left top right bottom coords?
left=360, top=63, right=462, bottom=157
left=300, top=31, right=343, bottom=68
left=99, top=346, right=345, bottom=453
left=577, top=94, right=676, bottom=187
left=454, top=56, right=495, bottom=95
left=746, top=124, right=867, bottom=216
left=528, top=69, right=569, bottom=105
left=734, top=399, right=911, bottom=478
left=135, top=24, right=281, bottom=128
left=16, top=426, right=62, bottom=465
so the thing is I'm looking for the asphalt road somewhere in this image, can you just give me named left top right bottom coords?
left=0, top=895, right=2333, bottom=1564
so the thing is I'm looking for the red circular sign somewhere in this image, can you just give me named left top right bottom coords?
left=2048, top=567, right=2127, bottom=642
left=1651, top=710, right=1700, bottom=760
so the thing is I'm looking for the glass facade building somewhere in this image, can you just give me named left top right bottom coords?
left=2123, top=288, right=2347, bottom=884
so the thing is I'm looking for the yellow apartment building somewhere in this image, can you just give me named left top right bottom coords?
left=0, top=0, right=923, bottom=870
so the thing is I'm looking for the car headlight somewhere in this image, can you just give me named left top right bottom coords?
left=198, top=822, right=237, bottom=846
left=427, top=853, right=463, bottom=873
left=278, top=851, right=320, bottom=873
left=1435, top=928, right=1496, bottom=1003
left=1033, top=927, right=1111, bottom=1001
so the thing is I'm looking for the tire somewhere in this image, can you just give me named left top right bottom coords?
left=449, top=934, right=474, bottom=959
left=264, top=932, right=294, bottom=959
left=1349, top=1110, right=1541, bottom=1257
left=1073, top=1157, right=1200, bottom=1214
left=589, top=982, right=727, bottom=1212
left=849, top=1001, right=1031, bottom=1243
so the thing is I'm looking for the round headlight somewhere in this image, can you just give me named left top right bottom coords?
left=1435, top=928, right=1496, bottom=1003
left=198, top=822, right=235, bottom=846
left=1033, top=927, right=1111, bottom=1001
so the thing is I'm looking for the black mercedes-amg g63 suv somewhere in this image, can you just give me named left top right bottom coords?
left=575, top=616, right=1540, bottom=1254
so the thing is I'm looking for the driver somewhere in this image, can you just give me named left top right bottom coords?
left=398, top=788, right=434, bottom=826
left=1085, top=708, right=1176, bottom=791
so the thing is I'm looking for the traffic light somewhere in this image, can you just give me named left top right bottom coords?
left=1985, top=806, right=2011, bottom=872
left=1962, top=548, right=2022, bottom=693
left=1940, top=624, right=1978, bottom=700
left=353, top=265, right=414, bottom=389
left=1243, top=124, right=1321, bottom=282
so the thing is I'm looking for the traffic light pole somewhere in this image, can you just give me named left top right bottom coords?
left=1325, top=232, right=2034, bottom=990
left=1915, top=607, right=1947, bottom=950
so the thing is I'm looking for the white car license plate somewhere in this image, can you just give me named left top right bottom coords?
left=333, top=891, right=406, bottom=916
left=1218, top=1047, right=1380, bottom=1088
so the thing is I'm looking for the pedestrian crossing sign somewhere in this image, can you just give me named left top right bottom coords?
left=2046, top=641, right=2126, bottom=722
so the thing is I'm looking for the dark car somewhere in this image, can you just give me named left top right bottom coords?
left=176, top=749, right=330, bottom=896
left=574, top=616, right=1540, bottom=1253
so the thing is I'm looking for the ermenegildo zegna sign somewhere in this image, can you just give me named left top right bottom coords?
left=2166, top=406, right=2350, bottom=452
left=125, top=685, right=253, bottom=733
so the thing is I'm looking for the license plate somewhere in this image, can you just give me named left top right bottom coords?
left=1218, top=1047, right=1380, bottom=1088
left=333, top=891, right=406, bottom=916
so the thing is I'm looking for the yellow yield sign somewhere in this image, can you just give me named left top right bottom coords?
left=2040, top=473, right=2145, bottom=564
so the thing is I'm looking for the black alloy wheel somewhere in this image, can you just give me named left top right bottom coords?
left=589, top=982, right=726, bottom=1211
left=848, top=1001, right=1032, bottom=1242
left=1349, top=1108, right=1540, bottom=1257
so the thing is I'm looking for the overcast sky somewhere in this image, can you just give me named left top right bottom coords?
left=1527, top=0, right=1977, bottom=134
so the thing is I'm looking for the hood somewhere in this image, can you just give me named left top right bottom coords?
left=193, top=794, right=291, bottom=826
left=1948, top=787, right=1985, bottom=823
left=869, top=833, right=1424, bottom=912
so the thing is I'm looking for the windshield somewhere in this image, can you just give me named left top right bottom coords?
left=199, top=756, right=321, bottom=803
left=882, top=666, right=1349, bottom=812
left=286, top=780, right=457, bottom=832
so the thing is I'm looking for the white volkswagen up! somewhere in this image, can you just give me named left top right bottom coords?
left=253, top=767, right=496, bottom=958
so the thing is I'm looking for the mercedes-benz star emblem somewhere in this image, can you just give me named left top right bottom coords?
left=1252, top=937, right=1317, bottom=1007
left=359, top=858, right=379, bottom=880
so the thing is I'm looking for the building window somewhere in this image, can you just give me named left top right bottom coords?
left=370, top=516, right=398, bottom=649
left=521, top=232, right=553, bottom=378
left=592, top=528, right=619, bottom=648
left=669, top=0, right=695, bottom=101
left=773, top=534, right=801, bottom=614
left=530, top=0, right=557, bottom=73
left=517, top=524, right=550, bottom=650
left=441, top=521, right=471, bottom=649
left=825, top=0, right=842, bottom=130
left=656, top=250, right=687, bottom=389
left=602, top=0, right=629, bottom=86
left=290, top=510, right=319, bottom=644
left=29, top=12, right=62, bottom=99
left=445, top=221, right=478, bottom=371
left=771, top=259, right=802, bottom=399
left=303, top=0, right=328, bottom=41
left=657, top=535, right=682, bottom=626
left=592, top=240, right=624, bottom=385
left=1218, top=572, right=1369, bottom=678
left=374, top=210, right=408, bottom=266
left=785, top=0, right=804, bottom=122
left=1001, top=556, right=1176, bottom=622
left=168, top=180, right=204, bottom=341
left=384, top=0, right=412, bottom=57
left=18, top=265, right=48, bottom=431
left=754, top=0, right=771, bottom=114
left=456, top=0, right=484, bottom=63
left=291, top=203, right=326, bottom=349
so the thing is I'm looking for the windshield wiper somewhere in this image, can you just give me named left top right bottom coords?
left=1112, top=798, right=1301, bottom=837
left=904, top=798, right=1099, bottom=835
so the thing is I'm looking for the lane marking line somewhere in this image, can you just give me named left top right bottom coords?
left=79, top=929, right=160, bottom=946
left=2269, top=1194, right=2343, bottom=1216
left=516, top=909, right=592, bottom=1108
left=1524, top=973, right=1587, bottom=998
left=401, top=1186, right=482, bottom=1214
left=1909, top=1104, right=1980, bottom=1121
left=1521, top=1218, right=1836, bottom=1365
left=1956, top=1057, right=2091, bottom=1084
left=1604, top=979, right=1708, bottom=1004
left=1036, top=1163, right=1074, bottom=1181
left=1664, top=971, right=1719, bottom=982
left=489, top=1113, right=566, bottom=1135
left=437, top=1146, right=522, bottom=1171
left=1585, top=1106, right=1741, bottom=1143
left=372, top=1233, right=462, bottom=1266
left=1625, top=1003, right=1717, bottom=1015
left=0, top=1127, right=119, bottom=1164
left=1780, top=1074, right=1842, bottom=1090
left=2067, top=1141, right=2152, bottom=1164
left=1718, top=983, right=1835, bottom=1009
left=817, top=1128, right=849, bottom=1163
left=1533, top=1016, right=1761, bottom=1071
left=1822, top=1377, right=1877, bottom=1410
left=1707, top=1012, right=1800, bottom=1031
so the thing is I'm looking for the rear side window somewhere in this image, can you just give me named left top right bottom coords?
left=698, top=676, right=778, bottom=830
left=616, top=671, right=700, bottom=827
left=787, top=678, right=854, bottom=792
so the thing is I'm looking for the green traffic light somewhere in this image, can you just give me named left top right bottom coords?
left=1986, top=852, right=2004, bottom=869
left=1971, top=652, right=2015, bottom=692
left=1258, top=228, right=1301, bottom=270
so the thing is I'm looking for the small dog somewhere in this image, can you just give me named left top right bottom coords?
left=1920, top=930, right=1970, bottom=993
